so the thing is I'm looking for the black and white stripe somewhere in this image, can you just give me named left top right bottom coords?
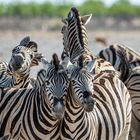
left=61, top=7, right=116, bottom=76
left=0, top=36, right=42, bottom=89
left=0, top=54, right=69, bottom=140
left=98, top=44, right=140, bottom=139
left=60, top=62, right=132, bottom=140
left=60, top=7, right=132, bottom=140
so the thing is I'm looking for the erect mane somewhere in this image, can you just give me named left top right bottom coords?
left=116, top=46, right=130, bottom=80
left=71, top=7, right=86, bottom=50
left=51, top=53, right=60, bottom=71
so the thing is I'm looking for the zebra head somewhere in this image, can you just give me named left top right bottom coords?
left=61, top=7, right=92, bottom=64
left=42, top=53, right=70, bottom=119
left=67, top=58, right=96, bottom=112
left=7, top=36, right=43, bottom=76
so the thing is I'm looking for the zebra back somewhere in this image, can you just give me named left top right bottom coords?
left=98, top=44, right=140, bottom=79
left=98, top=39, right=140, bottom=140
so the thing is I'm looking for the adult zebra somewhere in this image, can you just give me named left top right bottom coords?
left=0, top=36, right=42, bottom=89
left=61, top=7, right=116, bottom=77
left=60, top=7, right=132, bottom=140
left=60, top=57, right=132, bottom=140
left=98, top=44, right=140, bottom=140
left=0, top=53, right=70, bottom=140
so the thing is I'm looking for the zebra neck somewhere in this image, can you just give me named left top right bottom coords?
left=14, top=72, right=30, bottom=88
left=66, top=86, right=87, bottom=122
left=63, top=87, right=96, bottom=136
left=70, top=46, right=92, bottom=64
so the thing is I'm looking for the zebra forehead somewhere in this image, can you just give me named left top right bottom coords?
left=12, top=45, right=30, bottom=53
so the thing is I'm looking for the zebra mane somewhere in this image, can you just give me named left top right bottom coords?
left=77, top=53, right=94, bottom=69
left=116, top=46, right=131, bottom=80
left=51, top=53, right=60, bottom=71
left=27, top=41, right=38, bottom=52
left=71, top=7, right=85, bottom=50
left=78, top=54, right=84, bottom=68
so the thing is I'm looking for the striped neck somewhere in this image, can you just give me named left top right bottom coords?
left=63, top=15, right=91, bottom=64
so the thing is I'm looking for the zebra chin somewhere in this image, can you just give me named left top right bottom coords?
left=84, top=103, right=95, bottom=112
left=52, top=103, right=65, bottom=120
left=83, top=98, right=96, bottom=112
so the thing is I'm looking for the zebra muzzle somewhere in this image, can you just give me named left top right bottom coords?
left=52, top=100, right=65, bottom=120
left=11, top=54, right=24, bottom=71
left=83, top=91, right=96, bottom=112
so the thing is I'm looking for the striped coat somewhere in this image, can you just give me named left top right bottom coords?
left=0, top=54, right=70, bottom=140
left=0, top=36, right=42, bottom=89
left=59, top=66, right=132, bottom=140
left=98, top=44, right=140, bottom=139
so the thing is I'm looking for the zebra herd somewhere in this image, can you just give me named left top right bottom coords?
left=0, top=7, right=140, bottom=140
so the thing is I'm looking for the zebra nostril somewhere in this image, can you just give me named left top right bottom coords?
left=13, top=55, right=24, bottom=66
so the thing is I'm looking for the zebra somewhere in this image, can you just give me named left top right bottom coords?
left=0, top=53, right=70, bottom=140
left=60, top=7, right=132, bottom=139
left=98, top=44, right=140, bottom=78
left=60, top=57, right=132, bottom=140
left=0, top=36, right=43, bottom=89
left=61, top=7, right=116, bottom=77
left=0, top=62, right=8, bottom=72
left=98, top=44, right=140, bottom=140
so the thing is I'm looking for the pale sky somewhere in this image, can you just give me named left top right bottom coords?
left=0, top=0, right=140, bottom=6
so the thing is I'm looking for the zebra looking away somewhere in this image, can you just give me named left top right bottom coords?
left=0, top=53, right=70, bottom=140
left=98, top=44, right=140, bottom=140
left=60, top=57, right=132, bottom=140
left=61, top=7, right=115, bottom=75
left=0, top=36, right=43, bottom=89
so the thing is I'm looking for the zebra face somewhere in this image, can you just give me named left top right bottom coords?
left=7, top=37, right=42, bottom=75
left=42, top=54, right=70, bottom=119
left=70, top=66, right=96, bottom=112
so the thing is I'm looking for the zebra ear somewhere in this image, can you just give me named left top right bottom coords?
left=26, top=41, right=38, bottom=52
left=31, top=53, right=43, bottom=67
left=84, top=59, right=96, bottom=73
left=81, top=14, right=92, bottom=25
left=20, top=36, right=30, bottom=46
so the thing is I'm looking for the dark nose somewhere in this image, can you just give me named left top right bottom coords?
left=53, top=97, right=65, bottom=119
left=12, top=54, right=24, bottom=66
left=83, top=91, right=96, bottom=112
left=83, top=91, right=92, bottom=99
left=10, top=54, right=24, bottom=71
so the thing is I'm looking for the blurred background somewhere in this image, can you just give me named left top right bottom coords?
left=0, top=0, right=140, bottom=76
